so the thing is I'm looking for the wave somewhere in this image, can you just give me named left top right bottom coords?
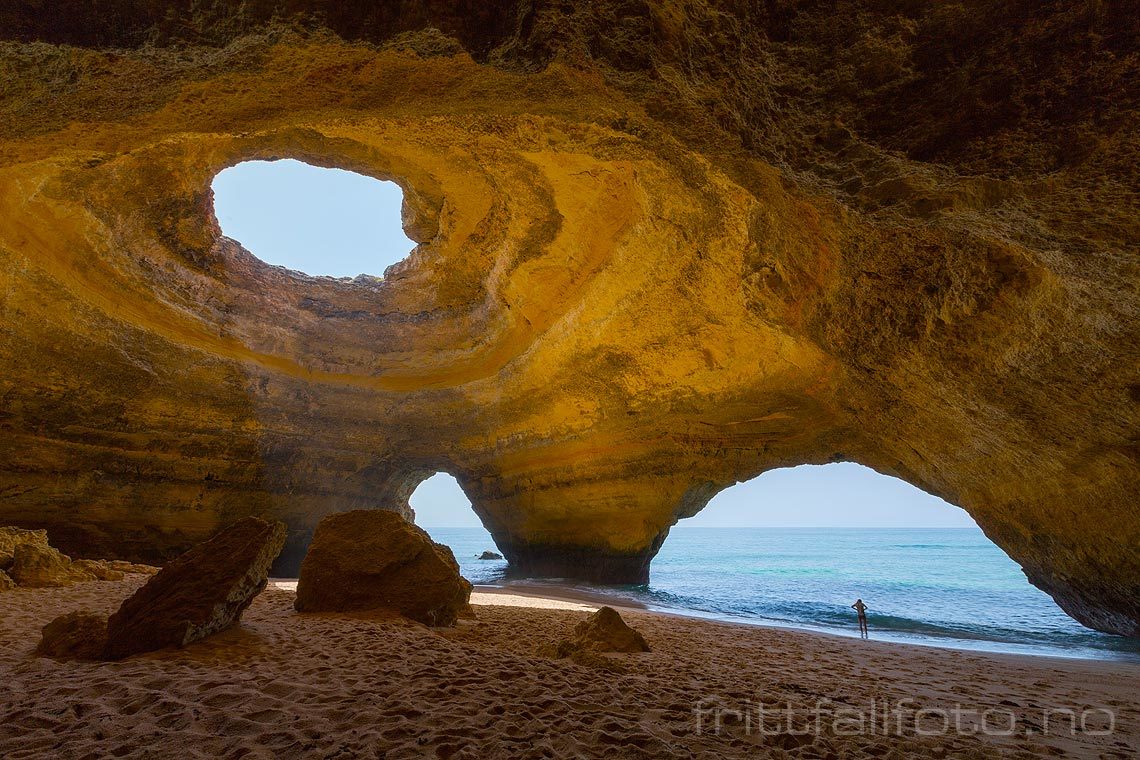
left=612, top=588, right=1140, bottom=660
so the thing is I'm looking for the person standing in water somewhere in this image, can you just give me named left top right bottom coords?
left=852, top=598, right=869, bottom=638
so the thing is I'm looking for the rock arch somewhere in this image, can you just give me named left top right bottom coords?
left=0, top=3, right=1135, bottom=635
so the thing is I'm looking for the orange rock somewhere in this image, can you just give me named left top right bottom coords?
left=105, top=560, right=161, bottom=576
left=0, top=527, right=50, bottom=572
left=72, top=559, right=125, bottom=581
left=9, top=543, right=98, bottom=588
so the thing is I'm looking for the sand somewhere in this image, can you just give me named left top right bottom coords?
left=2, top=578, right=1137, bottom=759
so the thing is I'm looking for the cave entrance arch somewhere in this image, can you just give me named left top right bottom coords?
left=655, top=463, right=1110, bottom=651
left=683, top=462, right=975, bottom=529
left=409, top=472, right=506, bottom=584
left=211, top=158, right=412, bottom=278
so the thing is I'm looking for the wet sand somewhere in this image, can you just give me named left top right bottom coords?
left=2, top=577, right=1137, bottom=759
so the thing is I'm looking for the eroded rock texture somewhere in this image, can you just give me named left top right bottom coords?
left=0, top=3, right=1136, bottom=633
left=295, top=510, right=472, bottom=626
left=9, top=543, right=95, bottom=587
left=0, top=526, right=49, bottom=571
left=102, top=517, right=286, bottom=660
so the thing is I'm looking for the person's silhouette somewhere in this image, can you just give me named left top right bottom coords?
left=852, top=598, right=868, bottom=638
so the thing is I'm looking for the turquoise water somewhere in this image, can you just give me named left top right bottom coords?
left=425, top=526, right=1140, bottom=662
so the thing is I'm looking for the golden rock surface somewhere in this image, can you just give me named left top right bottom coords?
left=0, top=3, right=1136, bottom=634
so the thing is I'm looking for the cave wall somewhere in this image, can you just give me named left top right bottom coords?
left=0, top=1, right=1136, bottom=635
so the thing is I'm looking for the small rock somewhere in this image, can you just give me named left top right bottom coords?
left=0, top=569, right=14, bottom=591
left=101, top=516, right=286, bottom=660
left=295, top=509, right=472, bottom=627
left=9, top=542, right=98, bottom=587
left=553, top=606, right=650, bottom=657
left=36, top=612, right=108, bottom=660
left=73, top=559, right=125, bottom=581
left=105, top=560, right=161, bottom=575
left=477, top=550, right=503, bottom=560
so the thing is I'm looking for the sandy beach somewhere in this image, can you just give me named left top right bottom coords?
left=2, top=577, right=1137, bottom=759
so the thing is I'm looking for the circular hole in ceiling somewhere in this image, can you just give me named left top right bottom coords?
left=211, top=159, right=413, bottom=278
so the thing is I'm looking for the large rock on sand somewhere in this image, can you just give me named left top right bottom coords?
left=295, top=510, right=471, bottom=627
left=36, top=612, right=108, bottom=660
left=9, top=542, right=99, bottom=587
left=0, top=527, right=49, bottom=571
left=101, top=517, right=286, bottom=660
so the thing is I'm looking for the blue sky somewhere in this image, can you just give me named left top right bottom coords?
left=212, top=159, right=412, bottom=277
left=408, top=467, right=975, bottom=529
left=212, top=160, right=977, bottom=530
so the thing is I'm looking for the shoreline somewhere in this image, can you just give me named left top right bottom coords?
left=435, top=526, right=1140, bottom=665
left=469, top=581, right=1140, bottom=666
left=272, top=577, right=1140, bottom=665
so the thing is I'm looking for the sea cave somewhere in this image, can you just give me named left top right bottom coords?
left=0, top=2, right=1137, bottom=757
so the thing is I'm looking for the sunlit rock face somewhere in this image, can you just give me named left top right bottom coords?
left=0, top=2, right=1136, bottom=635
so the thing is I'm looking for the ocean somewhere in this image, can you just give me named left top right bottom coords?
left=424, top=526, right=1140, bottom=662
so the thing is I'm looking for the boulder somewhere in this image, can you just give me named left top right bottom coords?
left=478, top=550, right=503, bottom=560
left=0, top=526, right=49, bottom=571
left=0, top=528, right=151, bottom=587
left=295, top=510, right=472, bottom=627
left=101, top=516, right=286, bottom=660
left=553, top=606, right=650, bottom=657
left=35, top=612, right=108, bottom=660
left=0, top=569, right=14, bottom=591
left=9, top=542, right=99, bottom=587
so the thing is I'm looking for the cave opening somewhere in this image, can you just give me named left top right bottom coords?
left=210, top=158, right=413, bottom=278
left=410, top=472, right=506, bottom=584
left=410, top=472, right=481, bottom=529
left=684, top=462, right=975, bottom=529
left=653, top=463, right=1111, bottom=655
